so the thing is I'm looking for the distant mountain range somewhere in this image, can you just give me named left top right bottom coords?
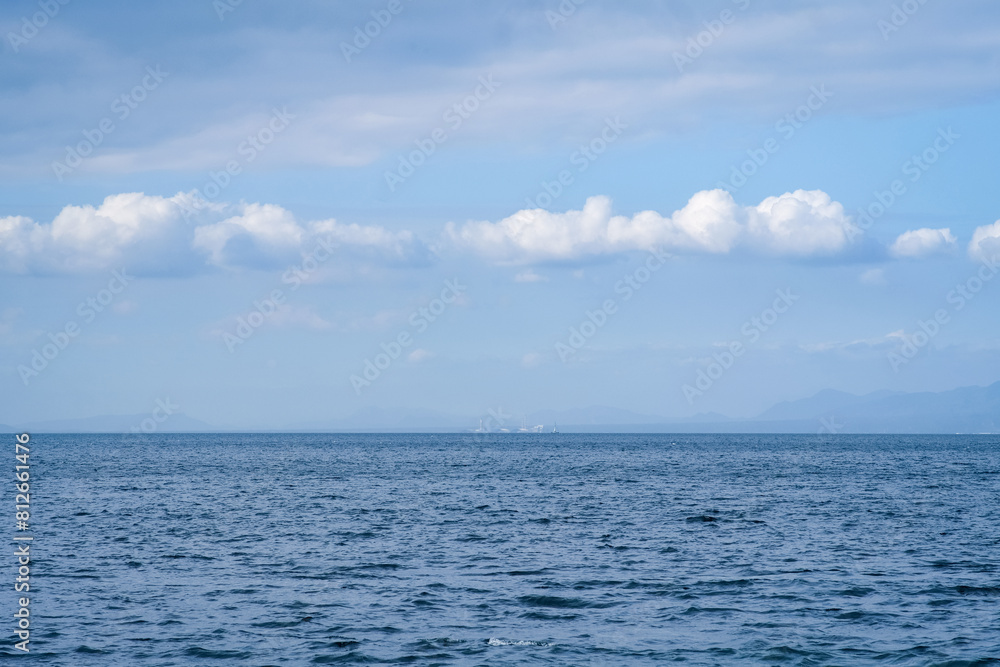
left=4, top=382, right=998, bottom=434
left=4, top=413, right=214, bottom=434
left=738, top=382, right=999, bottom=434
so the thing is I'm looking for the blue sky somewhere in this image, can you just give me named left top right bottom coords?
left=2, top=0, right=1000, bottom=428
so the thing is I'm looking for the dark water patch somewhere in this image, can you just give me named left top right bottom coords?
left=310, top=651, right=382, bottom=663
left=456, top=533, right=487, bottom=542
left=184, top=646, right=253, bottom=659
left=74, top=645, right=110, bottom=654
left=517, top=595, right=601, bottom=609
left=681, top=606, right=742, bottom=615
left=956, top=585, right=1000, bottom=596
left=520, top=611, right=582, bottom=620
left=840, top=587, right=877, bottom=597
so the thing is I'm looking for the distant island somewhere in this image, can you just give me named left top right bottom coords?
left=6, top=382, right=998, bottom=435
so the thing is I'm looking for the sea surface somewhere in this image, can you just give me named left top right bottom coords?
left=10, top=433, right=1000, bottom=665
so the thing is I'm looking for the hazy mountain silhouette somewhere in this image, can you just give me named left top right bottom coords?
left=8, top=413, right=214, bottom=433
left=4, top=382, right=997, bottom=433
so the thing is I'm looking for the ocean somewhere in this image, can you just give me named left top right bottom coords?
left=12, top=433, right=1000, bottom=665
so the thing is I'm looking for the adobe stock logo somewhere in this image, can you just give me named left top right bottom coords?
left=555, top=249, right=670, bottom=362
left=717, top=85, right=832, bottom=193
left=6, top=0, right=71, bottom=53
left=887, top=254, right=999, bottom=372
left=130, top=398, right=180, bottom=434
left=524, top=117, right=627, bottom=210
left=179, top=107, right=295, bottom=221
left=18, top=269, right=133, bottom=385
left=682, top=288, right=798, bottom=404
left=52, top=66, right=169, bottom=181
left=384, top=76, right=500, bottom=192
left=340, top=0, right=413, bottom=62
left=878, top=0, right=930, bottom=41
left=672, top=0, right=751, bottom=73
left=350, top=279, right=467, bottom=395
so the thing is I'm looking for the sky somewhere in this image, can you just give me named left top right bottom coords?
left=1, top=0, right=999, bottom=429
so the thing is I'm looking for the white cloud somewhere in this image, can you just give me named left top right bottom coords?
left=889, top=227, right=957, bottom=259
left=308, top=218, right=426, bottom=265
left=0, top=308, right=20, bottom=335
left=0, top=192, right=427, bottom=275
left=969, top=220, right=1000, bottom=262
left=5, top=4, right=999, bottom=177
left=746, top=190, right=856, bottom=256
left=0, top=193, right=187, bottom=273
left=408, top=348, right=433, bottom=363
left=193, top=203, right=304, bottom=269
left=112, top=300, right=139, bottom=315
left=859, top=268, right=887, bottom=286
left=521, top=352, right=544, bottom=368
left=514, top=269, right=548, bottom=283
left=444, top=190, right=858, bottom=264
left=268, top=305, right=335, bottom=331
left=2, top=189, right=957, bottom=275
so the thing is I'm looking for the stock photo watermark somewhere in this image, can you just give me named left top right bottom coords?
left=673, top=0, right=751, bottom=73
left=280, top=237, right=339, bottom=290
left=887, top=253, right=999, bottom=371
left=341, top=0, right=413, bottom=62
left=222, top=236, right=337, bottom=352
left=213, top=0, right=243, bottom=21
left=717, top=85, right=833, bottom=193
left=179, top=107, right=295, bottom=220
left=545, top=0, right=586, bottom=29
left=846, top=127, right=958, bottom=242
left=17, top=269, right=133, bottom=385
left=682, top=288, right=799, bottom=403
left=384, top=75, right=500, bottom=192
left=818, top=416, right=845, bottom=435
left=6, top=0, right=70, bottom=53
left=878, top=0, right=930, bottom=40
left=222, top=290, right=286, bottom=352
left=556, top=248, right=670, bottom=362
left=13, top=433, right=32, bottom=653
left=130, top=398, right=180, bottom=434
left=51, top=66, right=169, bottom=181
left=524, top=116, right=627, bottom=210
left=350, top=279, right=467, bottom=394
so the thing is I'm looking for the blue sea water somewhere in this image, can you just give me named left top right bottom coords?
left=9, top=433, right=1000, bottom=665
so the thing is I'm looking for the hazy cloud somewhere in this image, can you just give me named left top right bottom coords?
left=889, top=228, right=957, bottom=259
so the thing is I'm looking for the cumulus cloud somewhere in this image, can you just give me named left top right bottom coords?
left=0, top=193, right=190, bottom=274
left=746, top=190, right=857, bottom=256
left=0, top=192, right=428, bottom=275
left=193, top=203, right=305, bottom=269
left=3, top=189, right=959, bottom=275
left=889, top=228, right=957, bottom=259
left=969, top=220, right=1000, bottom=262
left=444, top=190, right=858, bottom=264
